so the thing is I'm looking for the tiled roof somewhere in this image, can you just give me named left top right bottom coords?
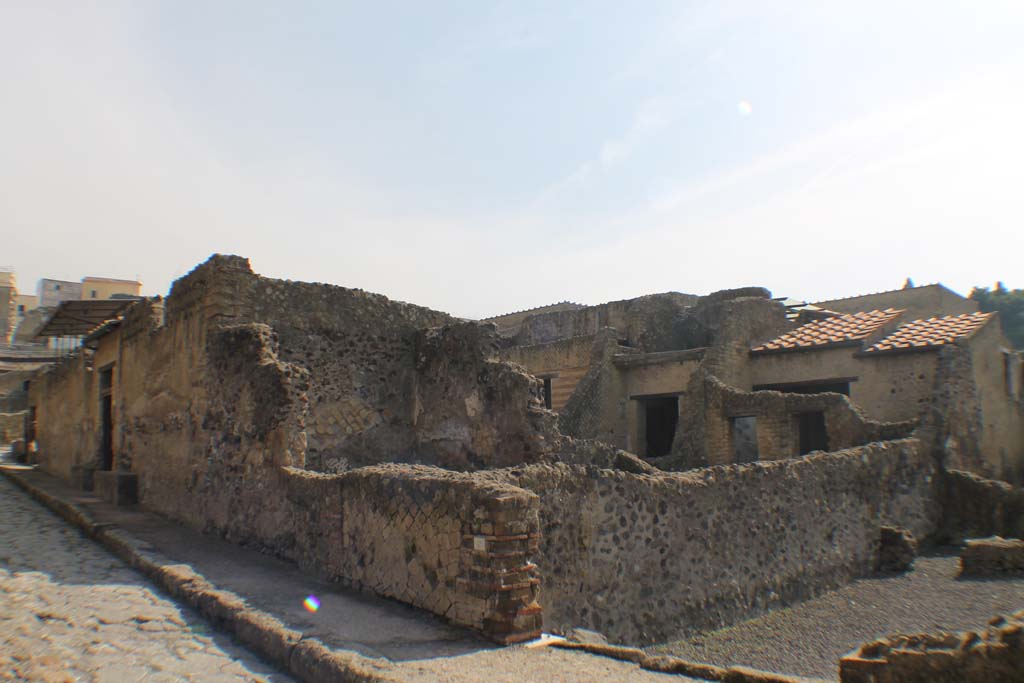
left=862, top=312, right=993, bottom=354
left=751, top=309, right=903, bottom=354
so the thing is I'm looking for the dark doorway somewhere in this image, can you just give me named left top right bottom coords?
left=732, top=416, right=759, bottom=463
left=798, top=411, right=828, bottom=455
left=99, top=366, right=114, bottom=471
left=542, top=378, right=553, bottom=410
left=643, top=397, right=678, bottom=457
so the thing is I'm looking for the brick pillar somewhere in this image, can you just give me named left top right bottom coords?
left=458, top=492, right=543, bottom=644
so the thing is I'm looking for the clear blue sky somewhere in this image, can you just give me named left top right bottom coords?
left=2, top=1, right=1022, bottom=318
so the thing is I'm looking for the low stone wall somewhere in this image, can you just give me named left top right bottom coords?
left=960, top=537, right=1024, bottom=576
left=940, top=469, right=1024, bottom=541
left=492, top=438, right=940, bottom=645
left=283, top=464, right=542, bottom=643
left=692, top=375, right=918, bottom=468
left=839, top=609, right=1024, bottom=682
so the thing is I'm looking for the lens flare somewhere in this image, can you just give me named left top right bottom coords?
left=303, top=595, right=320, bottom=613
left=737, top=100, right=753, bottom=116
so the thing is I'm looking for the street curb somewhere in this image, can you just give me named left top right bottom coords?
left=0, top=466, right=398, bottom=683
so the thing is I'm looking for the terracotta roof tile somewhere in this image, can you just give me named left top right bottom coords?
left=862, top=312, right=993, bottom=354
left=751, top=309, right=903, bottom=354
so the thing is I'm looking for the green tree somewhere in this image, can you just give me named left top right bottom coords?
left=970, top=282, right=1024, bottom=349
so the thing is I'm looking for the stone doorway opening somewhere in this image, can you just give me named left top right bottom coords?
left=641, top=396, right=678, bottom=458
left=99, top=365, right=114, bottom=471
left=798, top=411, right=828, bottom=455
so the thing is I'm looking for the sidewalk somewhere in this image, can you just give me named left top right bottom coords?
left=0, top=463, right=709, bottom=683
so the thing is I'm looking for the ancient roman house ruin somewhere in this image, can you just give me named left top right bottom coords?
left=18, top=255, right=1024, bottom=664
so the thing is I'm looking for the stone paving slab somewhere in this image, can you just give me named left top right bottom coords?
left=0, top=473, right=291, bottom=683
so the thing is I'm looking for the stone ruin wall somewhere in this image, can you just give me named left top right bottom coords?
left=554, top=293, right=804, bottom=464
left=177, top=258, right=558, bottom=473
left=284, top=465, right=542, bottom=642
left=557, top=329, right=627, bottom=446
left=498, top=333, right=595, bottom=412
left=839, top=608, right=1024, bottom=683
left=26, top=257, right=986, bottom=648
left=922, top=322, right=1024, bottom=485
left=690, top=376, right=918, bottom=468
left=512, top=292, right=701, bottom=349
left=489, top=438, right=941, bottom=645
left=939, top=469, right=1024, bottom=541
left=26, top=255, right=550, bottom=643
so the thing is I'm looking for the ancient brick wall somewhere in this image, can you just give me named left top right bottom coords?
left=499, top=334, right=595, bottom=412
left=696, top=376, right=917, bottom=466
left=557, top=329, right=629, bottom=446
left=687, top=293, right=788, bottom=390
left=750, top=346, right=940, bottom=423
left=517, top=291, right=789, bottom=456
left=494, top=439, right=940, bottom=645
left=284, top=464, right=542, bottom=643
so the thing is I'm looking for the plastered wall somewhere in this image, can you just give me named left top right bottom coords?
left=750, top=347, right=939, bottom=422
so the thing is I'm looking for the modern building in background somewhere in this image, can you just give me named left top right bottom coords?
left=80, top=276, right=143, bottom=301
left=37, top=278, right=82, bottom=308
left=0, top=270, right=144, bottom=350
left=0, top=271, right=16, bottom=345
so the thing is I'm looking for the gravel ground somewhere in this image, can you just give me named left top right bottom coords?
left=396, top=645, right=701, bottom=683
left=648, top=551, right=1024, bottom=680
left=0, top=475, right=292, bottom=683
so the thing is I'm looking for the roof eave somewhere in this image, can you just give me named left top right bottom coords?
left=750, top=340, right=863, bottom=357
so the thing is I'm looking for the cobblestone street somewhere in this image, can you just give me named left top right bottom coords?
left=0, top=475, right=292, bottom=683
